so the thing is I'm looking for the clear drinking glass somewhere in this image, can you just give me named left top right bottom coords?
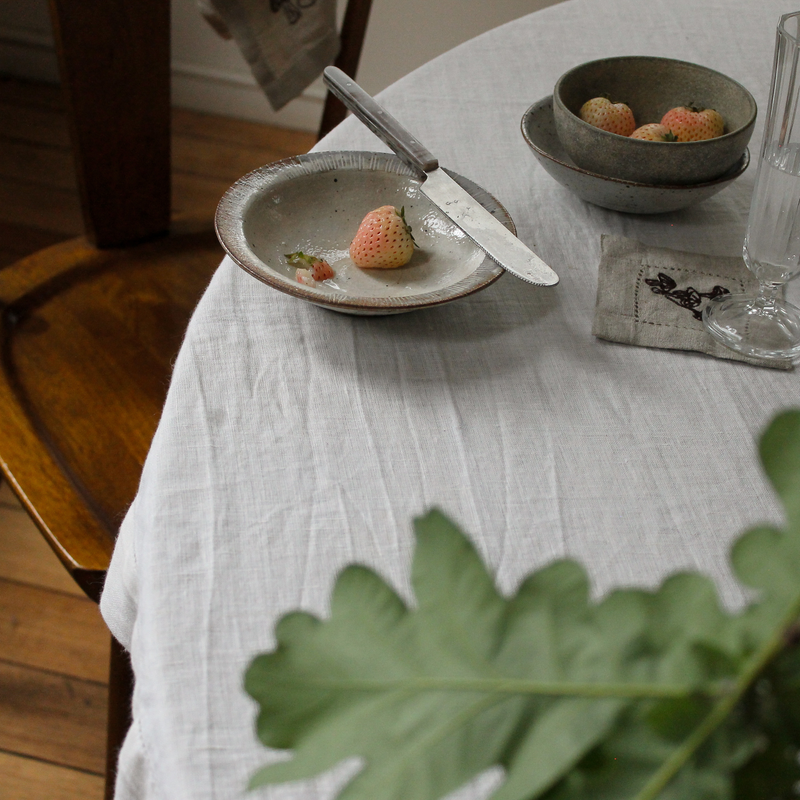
left=703, top=11, right=800, bottom=360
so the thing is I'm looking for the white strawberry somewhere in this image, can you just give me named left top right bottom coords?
left=660, top=106, right=725, bottom=141
left=579, top=96, right=636, bottom=136
left=630, top=123, right=678, bottom=142
left=349, top=206, right=416, bottom=269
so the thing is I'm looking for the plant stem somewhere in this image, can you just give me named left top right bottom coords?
left=632, top=594, right=800, bottom=800
left=268, top=674, right=726, bottom=700
left=402, top=677, right=712, bottom=699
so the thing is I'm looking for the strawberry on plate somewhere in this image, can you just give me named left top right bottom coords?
left=350, top=205, right=416, bottom=269
left=579, top=96, right=636, bottom=136
left=285, top=251, right=335, bottom=287
left=660, top=106, right=724, bottom=141
left=630, top=123, right=678, bottom=141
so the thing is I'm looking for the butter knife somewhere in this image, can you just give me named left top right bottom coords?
left=323, top=67, right=558, bottom=287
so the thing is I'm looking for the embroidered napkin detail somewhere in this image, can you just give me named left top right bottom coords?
left=592, top=235, right=793, bottom=370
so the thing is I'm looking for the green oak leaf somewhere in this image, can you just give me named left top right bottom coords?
left=245, top=409, right=800, bottom=800
left=761, top=409, right=800, bottom=527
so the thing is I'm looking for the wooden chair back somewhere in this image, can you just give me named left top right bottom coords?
left=319, top=0, right=374, bottom=138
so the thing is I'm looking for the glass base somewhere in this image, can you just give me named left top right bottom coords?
left=702, top=293, right=800, bottom=360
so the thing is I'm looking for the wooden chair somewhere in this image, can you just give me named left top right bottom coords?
left=318, top=0, right=374, bottom=138
left=0, top=0, right=371, bottom=797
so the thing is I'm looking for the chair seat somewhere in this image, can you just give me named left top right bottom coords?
left=0, top=226, right=222, bottom=600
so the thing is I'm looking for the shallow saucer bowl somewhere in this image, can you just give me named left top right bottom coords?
left=553, top=56, right=757, bottom=185
left=215, top=151, right=508, bottom=316
left=521, top=96, right=750, bottom=214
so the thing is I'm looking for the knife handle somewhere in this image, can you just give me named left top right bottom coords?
left=323, top=67, right=439, bottom=176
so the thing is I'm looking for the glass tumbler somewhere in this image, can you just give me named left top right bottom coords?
left=703, top=11, right=800, bottom=360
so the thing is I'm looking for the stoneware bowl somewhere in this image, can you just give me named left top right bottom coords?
left=215, top=152, right=507, bottom=316
left=521, top=96, right=750, bottom=214
left=552, top=56, right=757, bottom=185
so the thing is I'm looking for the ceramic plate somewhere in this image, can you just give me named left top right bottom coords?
left=215, top=152, right=509, bottom=315
left=520, top=96, right=749, bottom=214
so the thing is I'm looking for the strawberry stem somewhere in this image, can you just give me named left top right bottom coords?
left=285, top=251, right=319, bottom=267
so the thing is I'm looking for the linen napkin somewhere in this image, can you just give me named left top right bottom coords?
left=199, top=0, right=339, bottom=111
left=592, top=235, right=793, bottom=370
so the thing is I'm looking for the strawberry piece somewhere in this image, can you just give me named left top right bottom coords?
left=579, top=97, right=636, bottom=136
left=630, top=123, right=678, bottom=141
left=659, top=106, right=724, bottom=141
left=310, top=260, right=334, bottom=281
left=349, top=205, right=416, bottom=269
left=286, top=251, right=334, bottom=286
left=295, top=268, right=317, bottom=287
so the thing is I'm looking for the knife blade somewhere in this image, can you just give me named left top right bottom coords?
left=323, top=67, right=558, bottom=287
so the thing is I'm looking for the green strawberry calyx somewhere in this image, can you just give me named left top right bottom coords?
left=395, top=206, right=417, bottom=247
left=285, top=251, right=322, bottom=267
left=597, top=93, right=629, bottom=106
left=683, top=103, right=716, bottom=114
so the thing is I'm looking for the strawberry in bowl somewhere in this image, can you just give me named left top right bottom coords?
left=660, top=105, right=725, bottom=141
left=579, top=97, right=636, bottom=136
left=630, top=123, right=678, bottom=141
left=350, top=205, right=416, bottom=269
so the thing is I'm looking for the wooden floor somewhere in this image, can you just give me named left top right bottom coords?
left=0, top=74, right=316, bottom=799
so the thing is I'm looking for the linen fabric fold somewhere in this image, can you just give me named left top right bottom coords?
left=592, top=235, right=793, bottom=370
left=201, top=0, right=339, bottom=110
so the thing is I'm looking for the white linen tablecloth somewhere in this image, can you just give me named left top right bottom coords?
left=101, top=0, right=800, bottom=797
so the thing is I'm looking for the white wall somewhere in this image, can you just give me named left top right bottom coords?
left=0, top=0, right=564, bottom=131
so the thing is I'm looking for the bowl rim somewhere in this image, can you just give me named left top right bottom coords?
left=553, top=55, right=758, bottom=145
left=214, top=151, right=508, bottom=313
left=521, top=95, right=751, bottom=189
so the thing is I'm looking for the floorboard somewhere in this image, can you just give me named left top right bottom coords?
left=171, top=171, right=240, bottom=222
left=0, top=178, right=83, bottom=236
left=0, top=578, right=110, bottom=682
left=0, top=137, right=77, bottom=190
left=0, top=661, right=107, bottom=774
left=172, top=106, right=316, bottom=153
left=0, top=483, right=83, bottom=595
left=0, top=750, right=104, bottom=800
left=0, top=222, right=65, bottom=266
left=172, top=133, right=293, bottom=182
left=0, top=75, right=65, bottom=110
left=0, top=100, right=71, bottom=148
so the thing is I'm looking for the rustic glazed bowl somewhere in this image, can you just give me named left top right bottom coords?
left=522, top=96, right=750, bottom=214
left=215, top=152, right=507, bottom=315
left=553, top=56, right=757, bottom=185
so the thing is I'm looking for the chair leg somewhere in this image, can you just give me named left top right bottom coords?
left=48, top=0, right=171, bottom=247
left=318, top=0, right=374, bottom=139
left=104, top=635, right=135, bottom=800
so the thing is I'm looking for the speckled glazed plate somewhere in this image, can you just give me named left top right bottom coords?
left=521, top=96, right=750, bottom=214
left=215, top=152, right=509, bottom=315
